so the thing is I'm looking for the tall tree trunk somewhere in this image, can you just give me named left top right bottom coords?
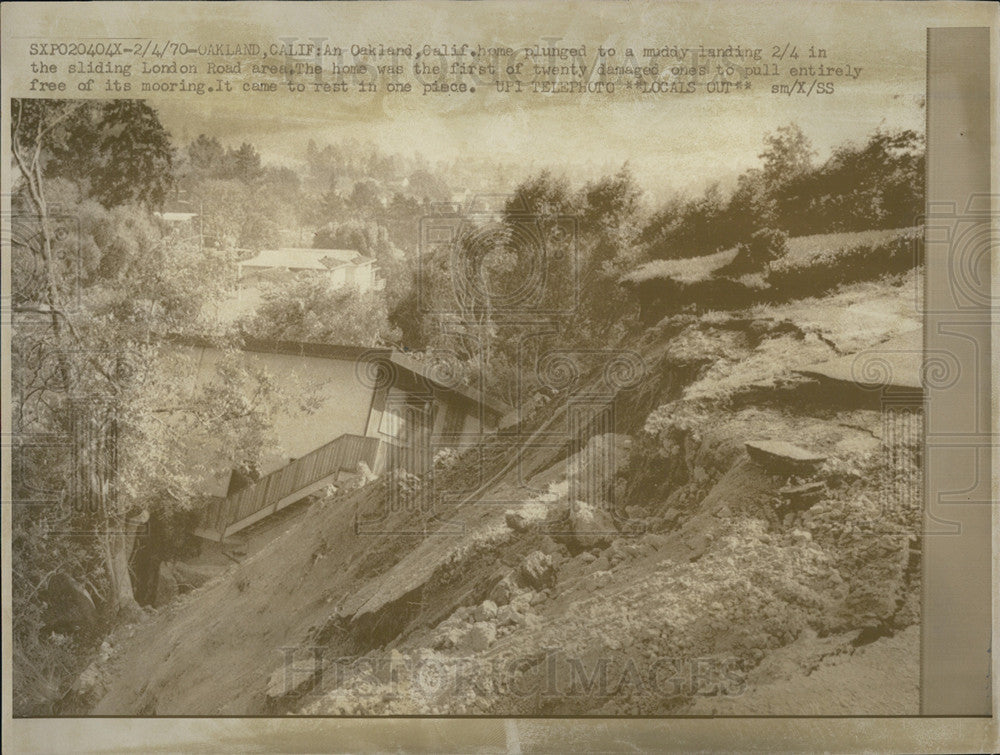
left=12, top=117, right=73, bottom=386
left=97, top=489, right=146, bottom=621
left=105, top=524, right=143, bottom=622
left=92, top=407, right=143, bottom=621
left=130, top=513, right=163, bottom=607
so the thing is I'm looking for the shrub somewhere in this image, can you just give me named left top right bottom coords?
left=245, top=275, right=401, bottom=347
left=746, top=228, right=789, bottom=267
left=723, top=228, right=790, bottom=275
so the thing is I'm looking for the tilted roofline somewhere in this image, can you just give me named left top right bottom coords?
left=168, top=334, right=510, bottom=418
left=237, top=247, right=376, bottom=272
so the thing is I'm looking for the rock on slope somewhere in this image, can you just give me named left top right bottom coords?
left=89, top=273, right=922, bottom=716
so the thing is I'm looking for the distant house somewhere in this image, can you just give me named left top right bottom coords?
left=157, top=210, right=199, bottom=225
left=238, top=247, right=380, bottom=294
left=155, top=200, right=199, bottom=235
left=205, top=246, right=383, bottom=323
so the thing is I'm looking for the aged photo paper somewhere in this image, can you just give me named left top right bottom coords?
left=1, top=1, right=997, bottom=752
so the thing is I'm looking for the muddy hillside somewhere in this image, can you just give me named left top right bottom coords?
left=85, top=270, right=923, bottom=716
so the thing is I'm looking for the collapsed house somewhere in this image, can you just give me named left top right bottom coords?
left=167, top=336, right=507, bottom=541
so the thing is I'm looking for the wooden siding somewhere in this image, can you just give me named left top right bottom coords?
left=197, top=433, right=381, bottom=541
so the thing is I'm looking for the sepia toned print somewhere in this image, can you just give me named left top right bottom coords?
left=1, top=1, right=996, bottom=750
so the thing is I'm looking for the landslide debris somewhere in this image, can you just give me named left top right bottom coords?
left=90, top=273, right=922, bottom=716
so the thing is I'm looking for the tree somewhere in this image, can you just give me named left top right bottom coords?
left=640, top=123, right=924, bottom=256
left=413, top=171, right=582, bottom=406
left=180, top=137, right=306, bottom=249
left=184, top=135, right=266, bottom=185
left=245, top=275, right=401, bottom=347
left=715, top=126, right=815, bottom=239
left=796, top=128, right=924, bottom=233
left=385, top=254, right=430, bottom=348
left=186, top=134, right=226, bottom=177
left=12, top=100, right=175, bottom=209
left=759, top=123, right=815, bottom=187
left=642, top=183, right=729, bottom=259
left=196, top=178, right=281, bottom=251
left=407, top=168, right=450, bottom=203
left=720, top=167, right=774, bottom=237
left=573, top=166, right=645, bottom=338
left=227, top=142, right=264, bottom=183
left=11, top=211, right=282, bottom=622
left=349, top=179, right=383, bottom=220
left=579, top=165, right=643, bottom=244
left=384, top=192, right=424, bottom=252
left=11, top=99, right=284, bottom=627
left=312, top=219, right=397, bottom=263
left=315, top=174, right=345, bottom=225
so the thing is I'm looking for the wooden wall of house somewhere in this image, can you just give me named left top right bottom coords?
left=168, top=345, right=376, bottom=492
left=166, top=343, right=502, bottom=493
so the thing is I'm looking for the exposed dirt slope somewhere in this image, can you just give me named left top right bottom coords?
left=89, top=271, right=923, bottom=716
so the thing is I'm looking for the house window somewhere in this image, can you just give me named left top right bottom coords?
left=379, top=404, right=406, bottom=441
left=379, top=399, right=433, bottom=446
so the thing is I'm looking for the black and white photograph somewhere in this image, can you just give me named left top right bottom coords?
left=1, top=1, right=995, bottom=751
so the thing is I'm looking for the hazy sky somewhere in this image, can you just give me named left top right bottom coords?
left=148, top=1, right=939, bottom=198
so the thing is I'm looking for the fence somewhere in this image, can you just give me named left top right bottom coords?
left=198, top=433, right=382, bottom=541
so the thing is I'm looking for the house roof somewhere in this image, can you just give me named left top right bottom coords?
left=239, top=247, right=373, bottom=271
left=169, top=334, right=510, bottom=417
left=157, top=211, right=198, bottom=223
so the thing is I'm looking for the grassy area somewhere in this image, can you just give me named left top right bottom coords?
left=622, top=247, right=739, bottom=285
left=626, top=227, right=920, bottom=286
left=782, top=227, right=919, bottom=261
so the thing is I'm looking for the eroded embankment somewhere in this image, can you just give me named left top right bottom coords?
left=89, top=277, right=923, bottom=715
left=292, top=402, right=919, bottom=715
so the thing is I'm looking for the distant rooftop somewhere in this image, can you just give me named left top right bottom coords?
left=240, top=247, right=373, bottom=270
left=156, top=211, right=198, bottom=223
left=157, top=198, right=199, bottom=219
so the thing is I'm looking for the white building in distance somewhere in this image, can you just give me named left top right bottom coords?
left=238, top=247, right=380, bottom=294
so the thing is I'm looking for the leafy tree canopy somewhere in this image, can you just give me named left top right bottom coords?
left=12, top=99, right=175, bottom=209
